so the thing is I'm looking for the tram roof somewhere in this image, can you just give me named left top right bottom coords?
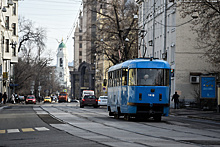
left=108, top=58, right=170, bottom=72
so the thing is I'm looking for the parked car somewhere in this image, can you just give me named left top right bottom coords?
left=80, top=95, right=98, bottom=108
left=51, top=95, right=58, bottom=102
left=98, top=96, right=108, bottom=106
left=44, top=96, right=51, bottom=103
left=18, top=96, right=25, bottom=102
left=25, top=95, right=36, bottom=104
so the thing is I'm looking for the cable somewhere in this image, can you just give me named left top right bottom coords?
left=155, top=18, right=193, bottom=27
left=65, top=2, right=82, bottom=44
left=20, top=0, right=81, bottom=4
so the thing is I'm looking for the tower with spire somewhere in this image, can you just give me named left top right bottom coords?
left=56, top=39, right=71, bottom=90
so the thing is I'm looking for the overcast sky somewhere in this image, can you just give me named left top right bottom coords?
left=18, top=0, right=82, bottom=66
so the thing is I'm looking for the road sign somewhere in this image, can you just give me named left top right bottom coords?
left=103, top=87, right=106, bottom=92
left=9, top=84, right=19, bottom=87
left=200, top=76, right=216, bottom=99
left=3, top=72, right=8, bottom=80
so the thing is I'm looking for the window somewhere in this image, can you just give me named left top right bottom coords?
left=60, top=58, right=63, bottom=67
left=137, top=69, right=169, bottom=86
left=79, top=36, right=82, bottom=41
left=108, top=72, right=113, bottom=87
left=115, top=70, right=121, bottom=86
left=5, top=39, right=9, bottom=52
left=79, top=51, right=82, bottom=56
left=79, top=59, right=82, bottom=64
left=13, top=3, right=16, bottom=15
left=79, top=43, right=82, bottom=48
left=12, top=23, right=16, bottom=35
left=129, top=69, right=137, bottom=86
left=5, top=16, right=9, bottom=30
left=12, top=44, right=16, bottom=56
left=112, top=71, right=115, bottom=87
left=122, top=68, right=128, bottom=86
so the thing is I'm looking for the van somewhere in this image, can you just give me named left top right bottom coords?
left=82, top=90, right=94, bottom=98
left=58, top=92, right=68, bottom=102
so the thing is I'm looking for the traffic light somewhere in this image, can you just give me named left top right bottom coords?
left=103, top=79, right=107, bottom=86
left=171, top=69, right=174, bottom=77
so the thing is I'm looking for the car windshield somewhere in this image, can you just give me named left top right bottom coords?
left=60, top=94, right=67, bottom=96
left=84, top=95, right=96, bottom=99
left=28, top=96, right=35, bottom=99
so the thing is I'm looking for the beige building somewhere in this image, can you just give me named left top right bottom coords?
left=0, top=0, right=18, bottom=97
left=71, top=0, right=96, bottom=99
left=136, top=0, right=218, bottom=105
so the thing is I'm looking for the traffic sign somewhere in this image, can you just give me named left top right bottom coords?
left=9, top=84, right=19, bottom=87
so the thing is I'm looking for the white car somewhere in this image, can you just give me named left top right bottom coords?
left=98, top=96, right=108, bottom=106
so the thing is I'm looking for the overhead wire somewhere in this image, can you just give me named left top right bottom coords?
left=65, top=1, right=83, bottom=44
left=20, top=0, right=81, bottom=4
left=19, top=0, right=83, bottom=46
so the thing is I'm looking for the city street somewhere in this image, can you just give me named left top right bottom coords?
left=0, top=102, right=220, bottom=147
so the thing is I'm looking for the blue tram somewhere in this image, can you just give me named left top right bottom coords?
left=107, top=58, right=171, bottom=121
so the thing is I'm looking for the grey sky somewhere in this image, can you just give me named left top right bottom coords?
left=18, top=0, right=82, bottom=65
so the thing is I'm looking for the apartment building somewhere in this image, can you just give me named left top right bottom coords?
left=71, top=0, right=96, bottom=99
left=0, top=0, right=18, bottom=97
left=136, top=0, right=218, bottom=104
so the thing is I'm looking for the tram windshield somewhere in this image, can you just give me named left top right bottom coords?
left=129, top=68, right=169, bottom=86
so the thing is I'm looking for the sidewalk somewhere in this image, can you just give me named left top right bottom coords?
left=170, top=108, right=220, bottom=122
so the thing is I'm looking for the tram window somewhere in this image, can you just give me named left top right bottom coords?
left=108, top=72, right=112, bottom=87
left=137, top=69, right=169, bottom=86
left=119, top=70, right=121, bottom=86
left=122, top=68, right=128, bottom=86
left=115, top=70, right=117, bottom=86
left=129, top=69, right=137, bottom=86
left=113, top=71, right=115, bottom=87
left=116, top=70, right=120, bottom=86
left=111, top=71, right=114, bottom=87
left=165, top=70, right=170, bottom=86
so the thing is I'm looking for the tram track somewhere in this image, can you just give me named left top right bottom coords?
left=43, top=104, right=219, bottom=147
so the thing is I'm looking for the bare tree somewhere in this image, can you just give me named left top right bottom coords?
left=18, top=16, right=46, bottom=60
left=178, top=1, right=220, bottom=66
left=85, top=0, right=139, bottom=65
left=14, top=17, right=61, bottom=96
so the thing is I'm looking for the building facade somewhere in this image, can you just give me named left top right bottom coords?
left=136, top=0, right=219, bottom=105
left=71, top=0, right=96, bottom=99
left=0, top=0, right=18, bottom=99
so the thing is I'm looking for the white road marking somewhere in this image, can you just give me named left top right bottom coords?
left=7, top=129, right=20, bottom=133
left=35, top=127, right=50, bottom=131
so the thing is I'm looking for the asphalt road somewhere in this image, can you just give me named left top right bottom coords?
left=0, top=105, right=108, bottom=147
left=1, top=103, right=220, bottom=147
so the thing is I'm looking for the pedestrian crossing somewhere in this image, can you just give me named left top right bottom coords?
left=0, top=127, right=50, bottom=134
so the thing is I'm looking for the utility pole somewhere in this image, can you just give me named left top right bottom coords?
left=163, top=0, right=168, bottom=60
left=152, top=0, right=156, bottom=58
